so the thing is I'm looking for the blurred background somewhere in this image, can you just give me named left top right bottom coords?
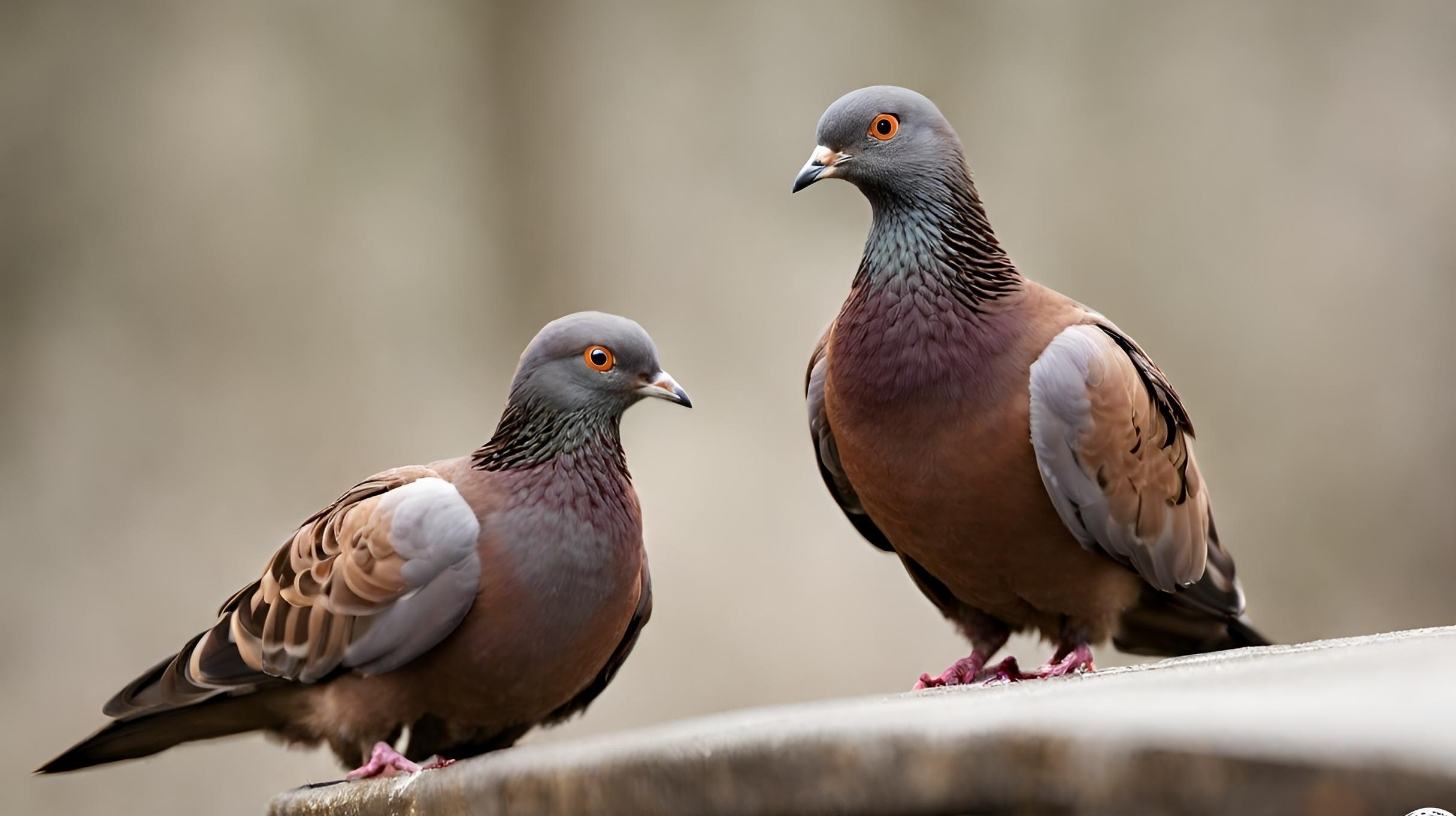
left=3, top=1, right=1454, bottom=813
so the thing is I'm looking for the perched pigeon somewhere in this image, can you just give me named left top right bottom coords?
left=39, top=311, right=690, bottom=776
left=794, top=86, right=1268, bottom=687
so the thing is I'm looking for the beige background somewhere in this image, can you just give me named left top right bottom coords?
left=3, top=2, right=1454, bottom=814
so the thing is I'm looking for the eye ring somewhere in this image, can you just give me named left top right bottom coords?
left=583, top=345, right=615, bottom=372
left=868, top=113, right=899, bottom=141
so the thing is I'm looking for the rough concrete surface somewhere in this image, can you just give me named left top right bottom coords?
left=270, top=627, right=1456, bottom=816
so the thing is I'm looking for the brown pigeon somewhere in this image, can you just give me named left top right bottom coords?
left=793, top=86, right=1268, bottom=687
left=39, top=311, right=690, bottom=776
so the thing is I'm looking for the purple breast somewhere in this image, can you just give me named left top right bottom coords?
left=831, top=273, right=1018, bottom=409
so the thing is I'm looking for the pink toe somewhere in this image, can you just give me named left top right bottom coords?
left=345, top=742, right=421, bottom=781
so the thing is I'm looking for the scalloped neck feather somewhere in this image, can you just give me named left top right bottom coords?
left=471, top=396, right=628, bottom=476
left=831, top=162, right=1026, bottom=402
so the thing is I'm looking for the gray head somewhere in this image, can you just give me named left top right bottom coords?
left=791, top=86, right=965, bottom=199
left=510, top=311, right=691, bottom=414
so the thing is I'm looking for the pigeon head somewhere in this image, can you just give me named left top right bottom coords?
left=791, top=86, right=965, bottom=199
left=509, top=311, right=690, bottom=415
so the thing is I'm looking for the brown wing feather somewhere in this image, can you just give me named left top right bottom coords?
left=1030, top=311, right=1269, bottom=649
left=1083, top=322, right=1210, bottom=587
left=106, top=465, right=451, bottom=718
left=1030, top=322, right=1210, bottom=592
left=1092, top=320, right=1194, bottom=442
left=1032, top=317, right=1264, bottom=652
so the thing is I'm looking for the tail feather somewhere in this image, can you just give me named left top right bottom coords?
left=1115, top=587, right=1272, bottom=657
left=105, top=622, right=265, bottom=719
left=37, top=693, right=284, bottom=774
left=1225, top=615, right=1272, bottom=649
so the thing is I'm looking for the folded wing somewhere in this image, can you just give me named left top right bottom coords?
left=1029, top=320, right=1214, bottom=595
left=106, top=466, right=482, bottom=718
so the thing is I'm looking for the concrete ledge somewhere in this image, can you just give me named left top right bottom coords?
left=270, top=627, right=1456, bottom=816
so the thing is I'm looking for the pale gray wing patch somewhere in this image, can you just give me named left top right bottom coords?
left=1029, top=327, right=1107, bottom=551
left=1029, top=325, right=1202, bottom=593
left=342, top=477, right=482, bottom=676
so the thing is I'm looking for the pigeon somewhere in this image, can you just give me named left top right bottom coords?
left=39, top=311, right=691, bottom=776
left=793, top=86, right=1268, bottom=687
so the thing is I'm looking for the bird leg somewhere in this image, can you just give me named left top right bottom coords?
left=914, top=614, right=1014, bottom=690
left=345, top=741, right=423, bottom=780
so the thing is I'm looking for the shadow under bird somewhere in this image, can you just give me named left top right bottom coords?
left=39, top=311, right=691, bottom=777
left=793, top=86, right=1269, bottom=687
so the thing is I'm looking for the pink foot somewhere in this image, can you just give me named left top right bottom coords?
left=913, top=652, right=987, bottom=689
left=972, top=645, right=1096, bottom=685
left=1028, top=643, right=1096, bottom=679
left=977, top=656, right=1030, bottom=685
left=345, top=742, right=421, bottom=781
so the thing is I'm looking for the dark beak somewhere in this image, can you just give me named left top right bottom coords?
left=792, top=163, right=826, bottom=193
left=636, top=371, right=692, bottom=408
left=792, top=145, right=849, bottom=193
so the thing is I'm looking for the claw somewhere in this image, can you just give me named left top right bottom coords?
left=977, top=656, right=1028, bottom=685
left=914, top=643, right=1096, bottom=690
left=912, top=652, right=987, bottom=689
left=1028, top=643, right=1096, bottom=679
left=345, top=742, right=422, bottom=781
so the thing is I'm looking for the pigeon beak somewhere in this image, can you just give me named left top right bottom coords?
left=636, top=371, right=692, bottom=408
left=792, top=145, right=849, bottom=193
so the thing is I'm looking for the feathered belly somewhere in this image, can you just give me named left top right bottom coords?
left=829, top=389, right=1140, bottom=632
left=424, top=535, right=641, bottom=717
left=313, top=536, right=642, bottom=746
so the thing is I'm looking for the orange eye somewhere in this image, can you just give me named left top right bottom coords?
left=584, top=345, right=615, bottom=372
left=868, top=113, right=899, bottom=141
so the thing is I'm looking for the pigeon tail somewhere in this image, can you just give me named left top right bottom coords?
left=36, top=692, right=289, bottom=774
left=1114, top=588, right=1272, bottom=657
left=1225, top=615, right=1273, bottom=649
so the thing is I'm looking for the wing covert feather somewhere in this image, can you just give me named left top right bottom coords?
left=106, top=467, right=481, bottom=717
left=1029, top=322, right=1210, bottom=593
